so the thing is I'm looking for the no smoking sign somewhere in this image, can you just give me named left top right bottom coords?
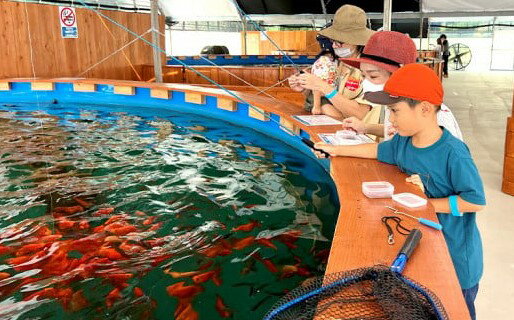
left=59, top=6, right=78, bottom=38
left=60, top=7, right=76, bottom=27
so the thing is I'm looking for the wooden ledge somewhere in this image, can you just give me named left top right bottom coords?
left=0, top=78, right=470, bottom=319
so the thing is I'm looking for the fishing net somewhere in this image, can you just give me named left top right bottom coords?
left=264, top=265, right=448, bottom=320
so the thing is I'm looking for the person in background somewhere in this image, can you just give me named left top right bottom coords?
left=434, top=37, right=443, bottom=59
left=288, top=4, right=374, bottom=120
left=313, top=64, right=485, bottom=320
left=308, top=34, right=339, bottom=115
left=440, top=34, right=450, bottom=78
left=340, top=31, right=463, bottom=141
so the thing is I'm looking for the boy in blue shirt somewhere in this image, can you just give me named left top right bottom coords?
left=314, top=64, right=486, bottom=320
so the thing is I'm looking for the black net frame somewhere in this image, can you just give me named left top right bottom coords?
left=264, top=265, right=449, bottom=320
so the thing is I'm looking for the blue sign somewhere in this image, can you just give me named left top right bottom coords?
left=61, top=27, right=78, bottom=38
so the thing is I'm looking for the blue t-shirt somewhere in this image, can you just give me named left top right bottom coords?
left=378, top=128, right=486, bottom=289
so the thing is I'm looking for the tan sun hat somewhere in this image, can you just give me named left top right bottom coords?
left=318, top=5, right=374, bottom=46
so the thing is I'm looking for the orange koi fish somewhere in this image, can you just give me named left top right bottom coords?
left=0, top=272, right=11, bottom=280
left=97, top=247, right=123, bottom=260
left=54, top=206, right=84, bottom=215
left=142, top=216, right=156, bottom=226
left=94, top=208, right=115, bottom=216
left=280, top=265, right=298, bottom=278
left=191, top=270, right=217, bottom=284
left=15, top=243, right=47, bottom=256
left=175, top=298, right=199, bottom=320
left=69, top=290, right=89, bottom=312
left=23, top=287, right=58, bottom=301
left=256, top=238, right=277, bottom=250
left=105, top=273, right=133, bottom=284
left=78, top=220, right=90, bottom=230
left=212, top=271, right=222, bottom=286
left=164, top=269, right=202, bottom=279
left=0, top=245, right=12, bottom=255
left=39, top=234, right=63, bottom=242
left=215, top=295, right=232, bottom=318
left=166, top=282, right=203, bottom=299
left=133, top=287, right=144, bottom=297
left=105, top=288, right=121, bottom=308
left=252, top=252, right=278, bottom=273
left=57, top=218, right=76, bottom=230
left=73, top=197, right=93, bottom=208
left=232, top=220, right=260, bottom=232
left=119, top=242, right=145, bottom=255
left=231, top=236, right=255, bottom=250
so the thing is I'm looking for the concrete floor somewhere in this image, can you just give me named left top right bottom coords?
left=443, top=71, right=514, bottom=319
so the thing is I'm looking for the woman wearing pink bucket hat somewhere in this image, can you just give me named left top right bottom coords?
left=288, top=4, right=374, bottom=119
left=339, top=31, right=463, bottom=141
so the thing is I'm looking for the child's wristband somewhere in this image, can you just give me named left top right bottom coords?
left=449, top=195, right=462, bottom=216
left=324, top=89, right=338, bottom=99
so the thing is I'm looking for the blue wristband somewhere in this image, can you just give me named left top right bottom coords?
left=449, top=195, right=462, bottom=216
left=324, top=89, right=338, bottom=99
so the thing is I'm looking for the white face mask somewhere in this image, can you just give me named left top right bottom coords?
left=361, top=79, right=385, bottom=93
left=334, top=47, right=354, bottom=58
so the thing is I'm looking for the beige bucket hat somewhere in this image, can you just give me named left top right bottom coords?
left=318, top=5, right=374, bottom=46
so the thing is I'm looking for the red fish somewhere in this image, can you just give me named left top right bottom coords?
left=39, top=234, right=63, bottom=242
left=0, top=245, right=12, bottom=255
left=105, top=288, right=121, bottom=308
left=73, top=197, right=93, bottom=208
left=97, top=247, right=123, bottom=260
left=199, top=244, right=231, bottom=258
left=232, top=220, right=260, bottom=232
left=165, top=270, right=202, bottom=279
left=148, top=222, right=163, bottom=231
left=133, top=287, right=144, bottom=297
left=119, top=242, right=145, bottom=255
left=23, top=287, right=58, bottom=301
left=94, top=208, right=115, bottom=216
left=0, top=272, right=11, bottom=280
left=252, top=253, right=278, bottom=273
left=191, top=270, right=217, bottom=284
left=104, top=215, right=127, bottom=225
left=231, top=236, right=255, bottom=250
left=215, top=295, right=232, bottom=318
left=16, top=243, right=46, bottom=256
left=166, top=282, right=203, bottom=299
left=142, top=216, right=156, bottom=226
left=280, top=265, right=298, bottom=278
left=105, top=273, right=133, bottom=285
left=57, top=218, right=76, bottom=230
left=78, top=220, right=90, bottom=230
left=212, top=271, right=222, bottom=286
left=175, top=298, right=199, bottom=320
left=54, top=206, right=84, bottom=215
left=256, top=238, right=277, bottom=250
left=69, top=290, right=89, bottom=312
left=92, top=226, right=105, bottom=233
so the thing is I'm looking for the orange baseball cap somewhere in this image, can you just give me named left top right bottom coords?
left=364, top=64, right=444, bottom=105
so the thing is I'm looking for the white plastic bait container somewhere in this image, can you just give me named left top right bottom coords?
left=362, top=181, right=395, bottom=198
left=335, top=129, right=358, bottom=140
left=392, top=193, right=428, bottom=208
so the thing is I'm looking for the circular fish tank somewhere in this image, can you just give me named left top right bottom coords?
left=0, top=81, right=339, bottom=319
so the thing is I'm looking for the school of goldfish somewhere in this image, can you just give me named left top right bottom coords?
left=0, top=197, right=329, bottom=319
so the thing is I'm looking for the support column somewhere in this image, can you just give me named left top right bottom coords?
left=151, top=0, right=163, bottom=83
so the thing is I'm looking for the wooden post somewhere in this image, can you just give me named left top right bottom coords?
left=151, top=0, right=163, bottom=83
left=501, top=85, right=514, bottom=195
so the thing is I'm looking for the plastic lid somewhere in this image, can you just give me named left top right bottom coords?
left=392, top=193, right=427, bottom=208
left=362, top=181, right=394, bottom=198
